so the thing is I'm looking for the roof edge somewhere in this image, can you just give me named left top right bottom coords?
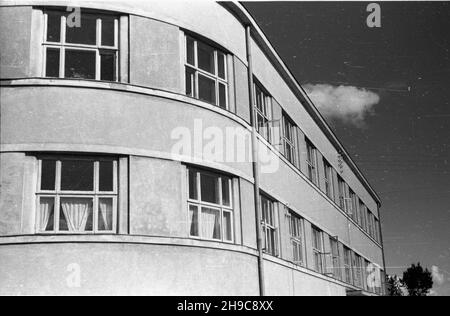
left=220, top=1, right=382, bottom=206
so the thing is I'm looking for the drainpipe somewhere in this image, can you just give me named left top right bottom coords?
left=377, top=203, right=388, bottom=295
left=245, top=25, right=265, bottom=297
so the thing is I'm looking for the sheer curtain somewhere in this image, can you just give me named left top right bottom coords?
left=98, top=199, right=112, bottom=231
left=201, top=208, right=220, bottom=239
left=61, top=198, right=91, bottom=232
left=39, top=198, right=54, bottom=231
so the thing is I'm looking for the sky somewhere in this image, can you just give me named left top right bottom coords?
left=243, top=1, right=450, bottom=295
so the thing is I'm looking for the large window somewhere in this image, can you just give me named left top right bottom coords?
left=306, top=139, right=318, bottom=185
left=254, top=82, right=272, bottom=142
left=282, top=112, right=296, bottom=165
left=323, top=159, right=334, bottom=199
left=37, top=156, right=117, bottom=233
left=185, top=36, right=228, bottom=109
left=312, top=226, right=324, bottom=273
left=343, top=247, right=353, bottom=284
left=261, top=194, right=277, bottom=256
left=187, top=168, right=233, bottom=242
left=329, top=237, right=341, bottom=280
left=288, top=211, right=305, bottom=266
left=43, top=10, right=118, bottom=81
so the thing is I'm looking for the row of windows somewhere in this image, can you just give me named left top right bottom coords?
left=251, top=78, right=382, bottom=244
left=35, top=155, right=383, bottom=293
left=260, top=193, right=384, bottom=294
left=41, top=9, right=380, bottom=244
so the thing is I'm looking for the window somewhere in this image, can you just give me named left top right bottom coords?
left=337, top=176, right=346, bottom=210
left=261, top=194, right=277, bottom=256
left=306, top=139, right=318, bottom=185
left=330, top=237, right=341, bottom=280
left=375, top=218, right=381, bottom=243
left=312, top=226, right=324, bottom=273
left=360, top=201, right=368, bottom=232
left=254, top=82, right=272, bottom=142
left=187, top=168, right=233, bottom=242
left=368, top=212, right=374, bottom=238
left=352, top=253, right=363, bottom=288
left=185, top=36, right=228, bottom=108
left=323, top=159, right=334, bottom=199
left=343, top=247, right=353, bottom=284
left=364, top=259, right=371, bottom=291
left=37, top=157, right=117, bottom=233
left=288, top=211, right=304, bottom=266
left=282, top=112, right=296, bottom=164
left=43, top=10, right=119, bottom=81
left=349, top=189, right=358, bottom=221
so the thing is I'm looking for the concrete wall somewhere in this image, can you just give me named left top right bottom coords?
left=129, top=16, right=182, bottom=93
left=0, top=6, right=32, bottom=78
left=0, top=240, right=260, bottom=295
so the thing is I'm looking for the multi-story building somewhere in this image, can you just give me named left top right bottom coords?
left=0, top=1, right=386, bottom=296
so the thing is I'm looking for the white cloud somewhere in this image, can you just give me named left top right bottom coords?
left=432, top=266, right=445, bottom=286
left=303, top=84, right=381, bottom=128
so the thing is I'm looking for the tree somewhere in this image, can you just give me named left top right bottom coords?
left=402, top=263, right=433, bottom=296
left=386, top=275, right=405, bottom=296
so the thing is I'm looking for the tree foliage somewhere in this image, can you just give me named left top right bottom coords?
left=387, top=275, right=405, bottom=296
left=402, top=263, right=433, bottom=296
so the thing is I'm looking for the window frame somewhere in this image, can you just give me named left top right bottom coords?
left=42, top=9, right=119, bottom=81
left=281, top=112, right=297, bottom=165
left=184, top=35, right=229, bottom=109
left=305, top=139, right=318, bottom=185
left=311, top=226, right=324, bottom=273
left=261, top=194, right=278, bottom=256
left=288, top=211, right=305, bottom=266
left=187, top=168, right=234, bottom=243
left=253, top=81, right=272, bottom=143
left=323, top=159, right=334, bottom=199
left=343, top=246, right=353, bottom=284
left=329, top=237, right=342, bottom=280
left=36, top=155, right=118, bottom=234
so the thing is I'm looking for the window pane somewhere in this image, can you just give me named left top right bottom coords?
left=200, top=173, right=220, bottom=204
left=100, top=53, right=115, bottom=81
left=198, top=74, right=216, bottom=104
left=46, top=12, right=61, bottom=42
left=223, top=211, right=232, bottom=241
left=218, top=52, right=226, bottom=79
left=219, top=83, right=227, bottom=109
left=61, top=160, right=94, bottom=191
left=39, top=197, right=54, bottom=231
left=189, top=205, right=199, bottom=236
left=59, top=197, right=93, bottom=232
left=40, top=160, right=56, bottom=190
left=65, top=49, right=96, bottom=79
left=99, top=161, right=114, bottom=191
left=185, top=67, right=195, bottom=97
left=66, top=14, right=96, bottom=45
left=221, top=177, right=231, bottom=206
left=201, top=207, right=221, bottom=240
left=45, top=48, right=60, bottom=78
left=186, top=37, right=195, bottom=65
left=188, top=170, right=198, bottom=200
left=98, top=198, right=113, bottom=231
left=197, top=42, right=215, bottom=74
left=101, top=17, right=115, bottom=46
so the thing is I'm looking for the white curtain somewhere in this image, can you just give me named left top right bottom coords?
left=61, top=198, right=90, bottom=232
left=98, top=199, right=112, bottom=231
left=39, top=198, right=53, bottom=231
left=201, top=208, right=220, bottom=239
left=189, top=206, right=198, bottom=235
